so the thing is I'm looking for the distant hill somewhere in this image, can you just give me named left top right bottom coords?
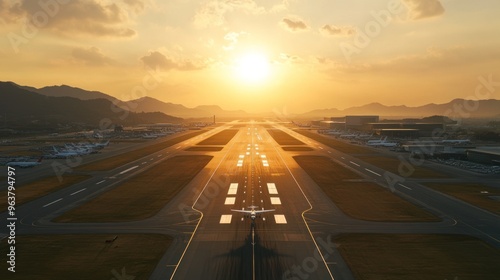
left=300, top=99, right=500, bottom=119
left=0, top=82, right=182, bottom=128
left=125, top=97, right=248, bottom=118
left=17, top=83, right=118, bottom=102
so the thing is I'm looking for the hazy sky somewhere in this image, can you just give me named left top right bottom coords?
left=1, top=0, right=499, bottom=113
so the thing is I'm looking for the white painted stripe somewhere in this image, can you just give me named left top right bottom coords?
left=224, top=197, right=236, bottom=205
left=43, top=198, right=63, bottom=207
left=70, top=188, right=86, bottom=196
left=349, top=161, right=360, bottom=167
left=399, top=183, right=412, bottom=190
left=239, top=155, right=245, bottom=158
left=267, top=183, right=278, bottom=195
left=327, top=151, right=331, bottom=154
left=260, top=155, right=266, bottom=158
left=246, top=152, right=250, bottom=155
left=270, top=197, right=282, bottom=205
left=263, top=163, right=269, bottom=167
left=220, top=215, right=232, bottom=224
left=228, top=183, right=238, bottom=195
left=319, top=147, right=323, bottom=149
left=119, top=165, right=139, bottom=175
left=274, top=214, right=287, bottom=224
left=365, top=168, right=381, bottom=176
left=96, top=180, right=106, bottom=185
left=341, top=157, right=345, bottom=159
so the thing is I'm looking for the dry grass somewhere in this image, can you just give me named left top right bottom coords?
left=267, top=129, right=305, bottom=145
left=57, top=155, right=212, bottom=222
left=76, top=130, right=205, bottom=171
left=0, top=175, right=90, bottom=209
left=281, top=147, right=314, bottom=151
left=426, top=183, right=500, bottom=215
left=197, top=129, right=238, bottom=145
left=295, top=129, right=376, bottom=154
left=335, top=234, right=500, bottom=280
left=0, top=234, right=172, bottom=280
left=295, top=156, right=438, bottom=222
left=358, top=156, right=448, bottom=178
left=185, top=146, right=223, bottom=151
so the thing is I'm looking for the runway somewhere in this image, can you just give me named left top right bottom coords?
left=1, top=121, right=500, bottom=279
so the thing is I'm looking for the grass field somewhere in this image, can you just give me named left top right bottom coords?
left=426, top=183, right=500, bottom=215
left=0, top=234, right=172, bottom=280
left=295, top=129, right=376, bottom=154
left=185, top=146, right=223, bottom=151
left=197, top=129, right=238, bottom=145
left=358, top=155, right=448, bottom=179
left=57, top=155, right=212, bottom=222
left=267, top=129, right=305, bottom=145
left=0, top=175, right=90, bottom=209
left=76, top=130, right=205, bottom=171
left=294, top=156, right=438, bottom=222
left=281, top=146, right=314, bottom=151
left=335, top=234, right=500, bottom=280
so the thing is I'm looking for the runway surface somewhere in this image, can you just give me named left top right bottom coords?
left=1, top=121, right=500, bottom=280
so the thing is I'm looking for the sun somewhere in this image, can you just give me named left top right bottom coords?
left=234, top=52, right=271, bottom=84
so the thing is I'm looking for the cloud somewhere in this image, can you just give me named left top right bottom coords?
left=0, top=0, right=138, bottom=37
left=223, top=31, right=246, bottom=51
left=402, top=0, right=445, bottom=20
left=122, top=0, right=146, bottom=13
left=193, top=1, right=228, bottom=28
left=71, top=47, right=116, bottom=66
left=280, top=16, right=308, bottom=32
left=320, top=47, right=500, bottom=74
left=140, top=51, right=205, bottom=71
left=319, top=25, right=356, bottom=37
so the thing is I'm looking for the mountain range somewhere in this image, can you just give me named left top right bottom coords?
left=0, top=82, right=182, bottom=129
left=2, top=81, right=500, bottom=122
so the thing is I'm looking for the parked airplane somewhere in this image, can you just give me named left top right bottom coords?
left=441, top=139, right=471, bottom=144
left=51, top=147, right=79, bottom=158
left=231, top=206, right=275, bottom=221
left=7, top=157, right=43, bottom=168
left=142, top=133, right=158, bottom=139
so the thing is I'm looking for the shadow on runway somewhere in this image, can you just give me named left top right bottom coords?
left=207, top=221, right=292, bottom=280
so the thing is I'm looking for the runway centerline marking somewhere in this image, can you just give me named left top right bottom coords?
left=399, top=183, right=412, bottom=190
left=43, top=198, right=63, bottom=207
left=119, top=165, right=139, bottom=175
left=349, top=161, right=360, bottom=167
left=365, top=168, right=381, bottom=176
left=96, top=180, right=106, bottom=185
left=70, top=188, right=86, bottom=196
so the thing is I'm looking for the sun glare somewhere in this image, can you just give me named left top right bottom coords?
left=234, top=52, right=271, bottom=84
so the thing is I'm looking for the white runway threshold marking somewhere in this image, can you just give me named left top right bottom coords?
left=267, top=183, right=278, bottom=195
left=220, top=215, right=232, bottom=224
left=274, top=214, right=287, bottom=224
left=270, top=197, right=282, bottom=205
left=239, top=155, right=245, bottom=158
left=365, top=168, right=381, bottom=176
left=119, top=165, right=139, bottom=175
left=43, top=198, right=63, bottom=208
left=228, top=183, right=238, bottom=195
left=224, top=197, right=236, bottom=205
left=70, top=188, right=86, bottom=196
left=237, top=160, right=243, bottom=167
left=262, top=160, right=269, bottom=167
